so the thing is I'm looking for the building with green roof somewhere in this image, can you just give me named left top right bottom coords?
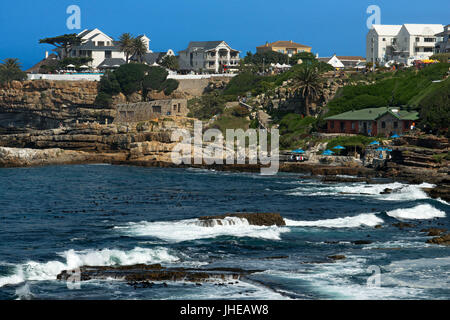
left=324, top=107, right=419, bottom=136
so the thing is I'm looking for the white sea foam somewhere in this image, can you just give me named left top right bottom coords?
left=382, top=257, right=450, bottom=289
left=288, top=181, right=436, bottom=202
left=116, top=217, right=289, bottom=242
left=0, top=247, right=178, bottom=288
left=285, top=213, right=383, bottom=228
left=260, top=256, right=427, bottom=300
left=386, top=204, right=446, bottom=220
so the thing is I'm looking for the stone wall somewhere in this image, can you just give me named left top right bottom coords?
left=115, top=99, right=188, bottom=123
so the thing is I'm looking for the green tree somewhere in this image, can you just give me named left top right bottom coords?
left=119, top=33, right=135, bottom=63
left=0, top=58, right=27, bottom=84
left=114, top=63, right=150, bottom=95
left=160, top=55, right=179, bottom=71
left=39, top=34, right=82, bottom=57
left=292, top=66, right=324, bottom=116
left=132, top=38, right=147, bottom=63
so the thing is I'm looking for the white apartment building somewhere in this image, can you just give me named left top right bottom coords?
left=56, top=28, right=151, bottom=70
left=435, top=24, right=450, bottom=53
left=367, top=24, right=444, bottom=66
left=178, top=41, right=240, bottom=73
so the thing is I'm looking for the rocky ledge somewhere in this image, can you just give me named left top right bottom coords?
left=57, top=264, right=260, bottom=285
left=198, top=213, right=286, bottom=227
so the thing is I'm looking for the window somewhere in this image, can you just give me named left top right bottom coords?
left=330, top=121, right=335, bottom=129
left=424, top=47, right=433, bottom=52
left=416, top=37, right=420, bottom=42
left=394, top=122, right=398, bottom=129
left=424, top=38, right=435, bottom=42
left=105, top=51, right=112, bottom=59
left=178, top=104, right=181, bottom=113
left=97, top=41, right=105, bottom=47
left=351, top=122, right=356, bottom=130
left=381, top=121, right=386, bottom=129
left=383, top=38, right=386, bottom=41
left=152, top=106, right=162, bottom=113
left=340, top=122, right=345, bottom=132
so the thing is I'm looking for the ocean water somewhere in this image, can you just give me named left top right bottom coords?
left=0, top=165, right=448, bottom=300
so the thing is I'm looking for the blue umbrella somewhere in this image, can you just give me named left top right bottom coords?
left=391, top=134, right=400, bottom=138
left=369, top=141, right=380, bottom=146
left=322, top=149, right=335, bottom=155
left=292, top=149, right=305, bottom=154
left=376, top=147, right=385, bottom=151
left=333, top=145, right=346, bottom=150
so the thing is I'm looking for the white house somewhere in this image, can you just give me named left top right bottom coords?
left=178, top=41, right=240, bottom=73
left=56, top=28, right=152, bottom=70
left=367, top=24, right=444, bottom=66
left=366, top=25, right=402, bottom=65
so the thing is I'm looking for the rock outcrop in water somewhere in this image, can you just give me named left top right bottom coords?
left=426, top=233, right=450, bottom=245
left=198, top=213, right=286, bottom=227
left=57, top=264, right=260, bottom=284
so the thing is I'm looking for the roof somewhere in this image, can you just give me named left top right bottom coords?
left=257, top=40, right=311, bottom=49
left=337, top=56, right=366, bottom=61
left=98, top=58, right=126, bottom=68
left=371, top=25, right=402, bottom=36
left=26, top=54, right=58, bottom=73
left=325, top=107, right=419, bottom=121
left=138, top=52, right=167, bottom=65
left=74, top=41, right=121, bottom=51
left=402, top=24, right=444, bottom=35
left=185, top=41, right=224, bottom=51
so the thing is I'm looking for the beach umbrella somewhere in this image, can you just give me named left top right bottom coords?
left=322, top=149, right=335, bottom=155
left=333, top=145, right=346, bottom=150
left=369, top=141, right=380, bottom=146
left=66, top=64, right=75, bottom=68
left=391, top=134, right=400, bottom=138
left=375, top=147, right=385, bottom=151
left=80, top=65, right=89, bottom=69
left=292, top=149, right=305, bottom=154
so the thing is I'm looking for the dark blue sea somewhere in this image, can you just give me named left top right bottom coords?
left=0, top=165, right=448, bottom=300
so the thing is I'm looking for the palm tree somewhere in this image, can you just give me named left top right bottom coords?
left=132, top=38, right=147, bottom=63
left=292, top=65, right=323, bottom=117
left=118, top=33, right=134, bottom=63
left=0, top=58, right=26, bottom=84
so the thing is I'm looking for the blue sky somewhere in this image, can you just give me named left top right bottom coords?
left=0, top=0, right=448, bottom=69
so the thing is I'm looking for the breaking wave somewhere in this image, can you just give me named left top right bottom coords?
left=0, top=247, right=178, bottom=288
left=115, top=217, right=289, bottom=242
left=386, top=204, right=446, bottom=220
left=288, top=182, right=436, bottom=201
left=285, top=213, right=383, bottom=228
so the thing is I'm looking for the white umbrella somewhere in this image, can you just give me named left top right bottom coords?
left=80, top=65, right=89, bottom=69
left=67, top=64, right=75, bottom=68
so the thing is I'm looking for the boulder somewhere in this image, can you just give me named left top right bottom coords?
left=421, top=228, right=447, bottom=237
left=198, top=213, right=286, bottom=226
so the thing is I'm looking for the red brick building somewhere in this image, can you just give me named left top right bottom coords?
left=325, top=107, right=418, bottom=136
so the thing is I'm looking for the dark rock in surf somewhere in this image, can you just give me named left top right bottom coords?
left=426, top=233, right=450, bottom=245
left=380, top=188, right=393, bottom=194
left=392, top=222, right=416, bottom=229
left=328, top=255, right=346, bottom=260
left=352, top=240, right=373, bottom=245
left=198, top=213, right=286, bottom=227
left=421, top=228, right=447, bottom=236
left=57, top=264, right=261, bottom=285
